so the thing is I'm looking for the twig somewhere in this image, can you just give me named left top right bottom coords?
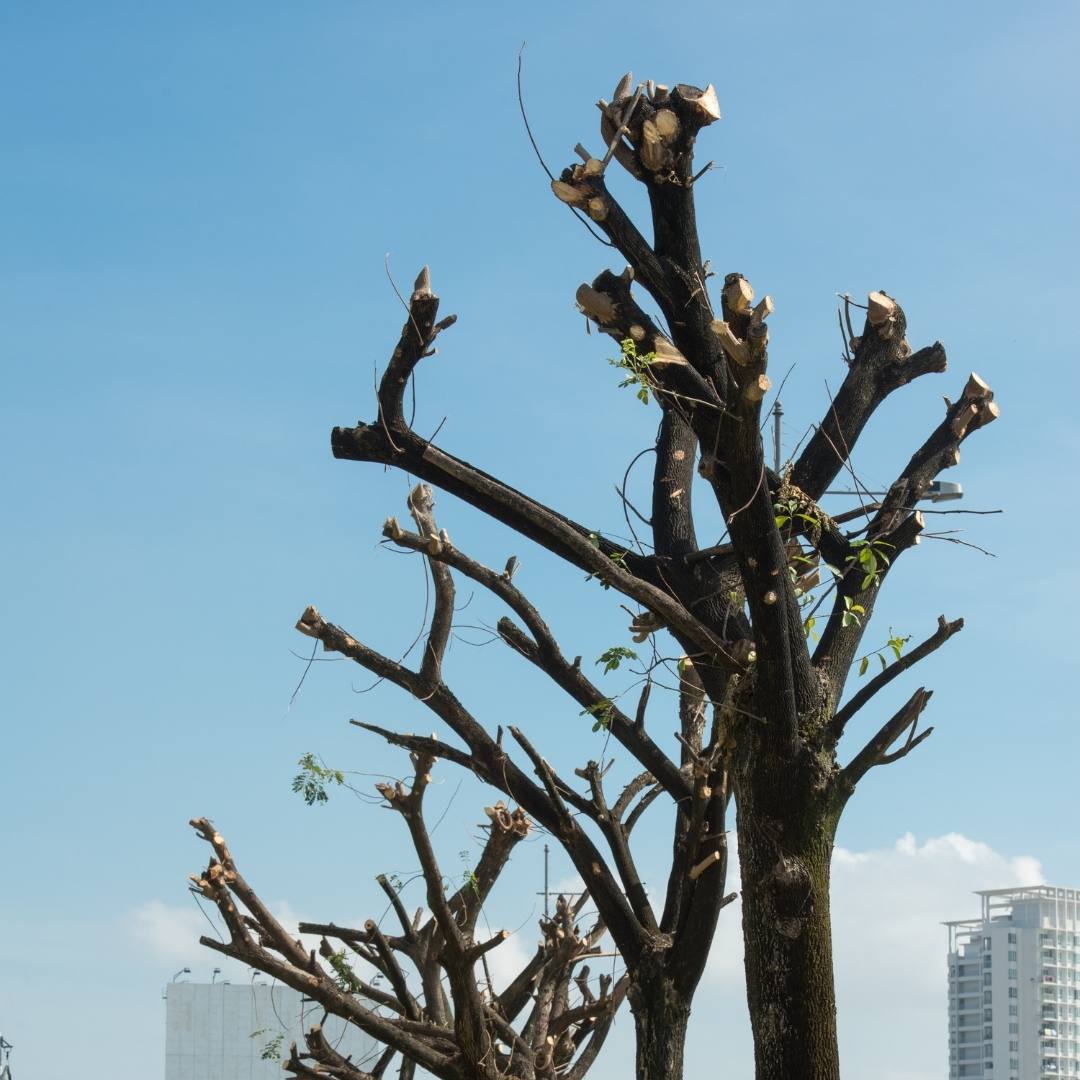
left=600, top=84, right=645, bottom=169
left=517, top=44, right=613, bottom=248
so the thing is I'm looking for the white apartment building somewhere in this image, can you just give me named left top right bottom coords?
left=947, top=887, right=1080, bottom=1079
left=165, top=980, right=376, bottom=1080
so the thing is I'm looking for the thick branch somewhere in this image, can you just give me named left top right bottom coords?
left=828, top=615, right=963, bottom=741
left=841, top=686, right=935, bottom=787
left=793, top=290, right=949, bottom=500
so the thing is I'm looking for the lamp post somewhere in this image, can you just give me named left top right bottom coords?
left=171, top=967, right=190, bottom=982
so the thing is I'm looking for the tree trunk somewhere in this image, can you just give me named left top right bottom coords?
left=736, top=778, right=842, bottom=1080
left=628, top=966, right=692, bottom=1080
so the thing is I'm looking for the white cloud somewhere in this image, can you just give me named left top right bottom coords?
left=130, top=899, right=207, bottom=965
left=485, top=931, right=534, bottom=993
left=127, top=897, right=316, bottom=984
left=691, top=832, right=1044, bottom=1080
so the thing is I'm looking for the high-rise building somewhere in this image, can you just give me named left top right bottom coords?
left=946, top=887, right=1080, bottom=1079
left=165, top=980, right=377, bottom=1080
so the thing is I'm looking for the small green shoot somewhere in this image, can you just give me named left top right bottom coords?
left=609, top=338, right=657, bottom=404
left=596, top=646, right=638, bottom=674
left=581, top=699, right=616, bottom=732
left=291, top=752, right=345, bottom=806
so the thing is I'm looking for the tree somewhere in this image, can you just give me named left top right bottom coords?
left=190, top=781, right=627, bottom=1079
left=190, top=72, right=997, bottom=1080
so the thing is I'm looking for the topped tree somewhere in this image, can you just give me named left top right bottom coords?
left=192, top=74, right=997, bottom=1080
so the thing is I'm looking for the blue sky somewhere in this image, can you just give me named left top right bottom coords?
left=2, top=2, right=1078, bottom=1077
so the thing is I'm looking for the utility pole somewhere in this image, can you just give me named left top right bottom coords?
left=536, top=843, right=551, bottom=917
left=772, top=398, right=783, bottom=473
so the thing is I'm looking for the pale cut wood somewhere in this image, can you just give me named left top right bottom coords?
left=961, top=372, right=992, bottom=403
left=651, top=337, right=689, bottom=366
left=639, top=119, right=668, bottom=172
left=575, top=283, right=618, bottom=325
left=710, top=319, right=750, bottom=366
left=689, top=850, right=722, bottom=881
left=551, top=180, right=587, bottom=206
left=587, top=197, right=609, bottom=222
left=949, top=402, right=979, bottom=438
left=750, top=295, right=775, bottom=327
left=678, top=83, right=721, bottom=124
left=722, top=275, right=754, bottom=316
left=744, top=374, right=772, bottom=403
left=653, top=108, right=680, bottom=141
left=582, top=157, right=604, bottom=177
left=613, top=71, right=634, bottom=103
left=413, top=265, right=432, bottom=297
left=866, top=291, right=897, bottom=327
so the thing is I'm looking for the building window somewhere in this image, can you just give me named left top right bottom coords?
left=985, top=974, right=993, bottom=986
left=1009, top=968, right=1018, bottom=980
left=1010, top=1023, right=1019, bottom=1034
left=985, top=991, right=993, bottom=1004
left=1009, top=950, right=1017, bottom=961
left=985, top=937, right=993, bottom=950
left=1009, top=1005, right=1018, bottom=1016
left=985, top=954, right=993, bottom=967
left=985, top=1026, right=994, bottom=1039
left=1009, top=988, right=1018, bottom=998
left=986, top=1008, right=994, bottom=1021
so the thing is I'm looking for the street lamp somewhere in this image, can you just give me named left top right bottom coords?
left=171, top=967, right=190, bottom=982
left=211, top=967, right=221, bottom=984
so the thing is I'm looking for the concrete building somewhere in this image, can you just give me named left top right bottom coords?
left=947, top=887, right=1080, bottom=1079
left=165, top=980, right=377, bottom=1080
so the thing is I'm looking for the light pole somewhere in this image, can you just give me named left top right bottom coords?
left=171, top=967, right=190, bottom=982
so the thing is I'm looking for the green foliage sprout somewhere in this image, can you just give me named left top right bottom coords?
left=580, top=698, right=616, bottom=732
left=596, top=646, right=638, bottom=674
left=458, top=850, right=482, bottom=898
left=256, top=1033, right=285, bottom=1061
left=291, top=752, right=345, bottom=806
left=856, top=629, right=912, bottom=676
left=609, top=338, right=657, bottom=404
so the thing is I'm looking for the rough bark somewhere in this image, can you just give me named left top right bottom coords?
left=736, top=765, right=843, bottom=1080
left=629, top=962, right=693, bottom=1080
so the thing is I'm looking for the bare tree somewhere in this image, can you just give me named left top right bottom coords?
left=192, top=72, right=997, bottom=1080
left=190, top=774, right=626, bottom=1080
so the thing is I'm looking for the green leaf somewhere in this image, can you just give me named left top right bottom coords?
left=260, top=1034, right=285, bottom=1062
left=859, top=656, right=870, bottom=676
left=580, top=699, right=615, bottom=731
left=292, top=752, right=345, bottom=806
left=596, top=646, right=638, bottom=674
left=879, top=653, right=888, bottom=672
